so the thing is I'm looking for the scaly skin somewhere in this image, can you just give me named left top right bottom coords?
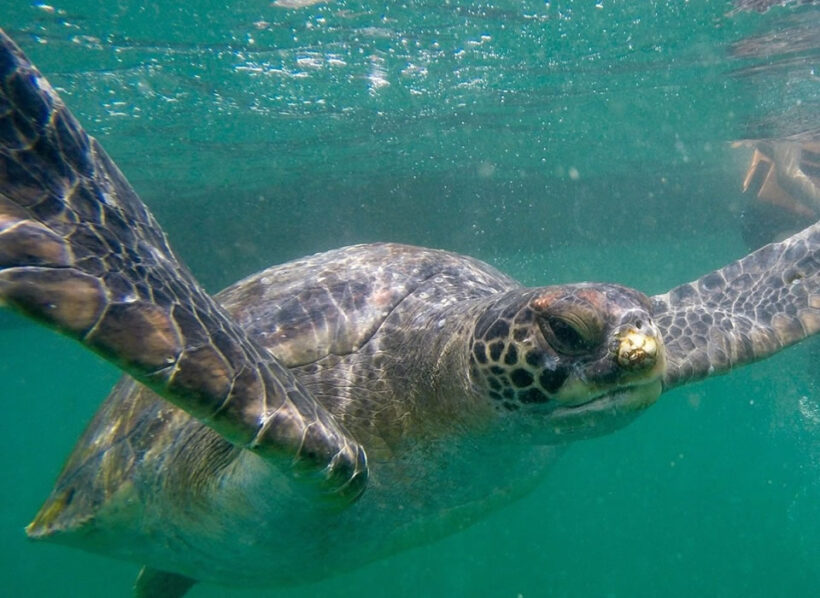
left=0, top=30, right=366, bottom=501
left=653, top=224, right=820, bottom=389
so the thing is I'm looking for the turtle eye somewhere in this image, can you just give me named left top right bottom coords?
left=538, top=313, right=598, bottom=356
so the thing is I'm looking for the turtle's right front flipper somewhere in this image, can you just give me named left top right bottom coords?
left=0, top=30, right=366, bottom=502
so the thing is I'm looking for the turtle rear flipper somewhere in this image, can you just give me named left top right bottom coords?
left=134, top=567, right=196, bottom=598
left=653, top=220, right=819, bottom=389
left=0, top=30, right=366, bottom=501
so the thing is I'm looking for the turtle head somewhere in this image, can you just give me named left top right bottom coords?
left=469, top=283, right=666, bottom=442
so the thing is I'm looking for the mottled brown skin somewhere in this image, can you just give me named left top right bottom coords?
left=0, top=29, right=819, bottom=597
left=0, top=30, right=365, bottom=501
left=469, top=284, right=662, bottom=411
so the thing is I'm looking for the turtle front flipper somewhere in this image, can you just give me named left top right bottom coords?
left=0, top=30, right=366, bottom=501
left=652, top=220, right=819, bottom=389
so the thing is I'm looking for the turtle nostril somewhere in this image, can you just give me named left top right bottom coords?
left=635, top=320, right=642, bottom=329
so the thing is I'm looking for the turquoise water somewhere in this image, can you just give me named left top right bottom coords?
left=1, top=1, right=819, bottom=596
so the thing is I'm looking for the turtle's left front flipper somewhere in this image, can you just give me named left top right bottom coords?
left=652, top=220, right=819, bottom=390
left=0, top=30, right=366, bottom=502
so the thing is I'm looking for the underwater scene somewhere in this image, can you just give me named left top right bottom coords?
left=0, top=1, right=818, bottom=596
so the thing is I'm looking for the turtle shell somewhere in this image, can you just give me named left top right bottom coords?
left=27, top=242, right=517, bottom=539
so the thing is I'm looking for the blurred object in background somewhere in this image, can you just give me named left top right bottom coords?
left=735, top=135, right=820, bottom=247
left=729, top=0, right=820, bottom=249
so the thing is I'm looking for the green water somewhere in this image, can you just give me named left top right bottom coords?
left=1, top=1, right=819, bottom=596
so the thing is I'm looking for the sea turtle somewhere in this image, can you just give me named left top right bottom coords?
left=0, top=30, right=818, bottom=598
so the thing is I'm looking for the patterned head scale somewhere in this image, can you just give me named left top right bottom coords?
left=470, top=284, right=666, bottom=437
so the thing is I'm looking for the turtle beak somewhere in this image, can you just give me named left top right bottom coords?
left=616, top=328, right=659, bottom=371
left=612, top=322, right=666, bottom=381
